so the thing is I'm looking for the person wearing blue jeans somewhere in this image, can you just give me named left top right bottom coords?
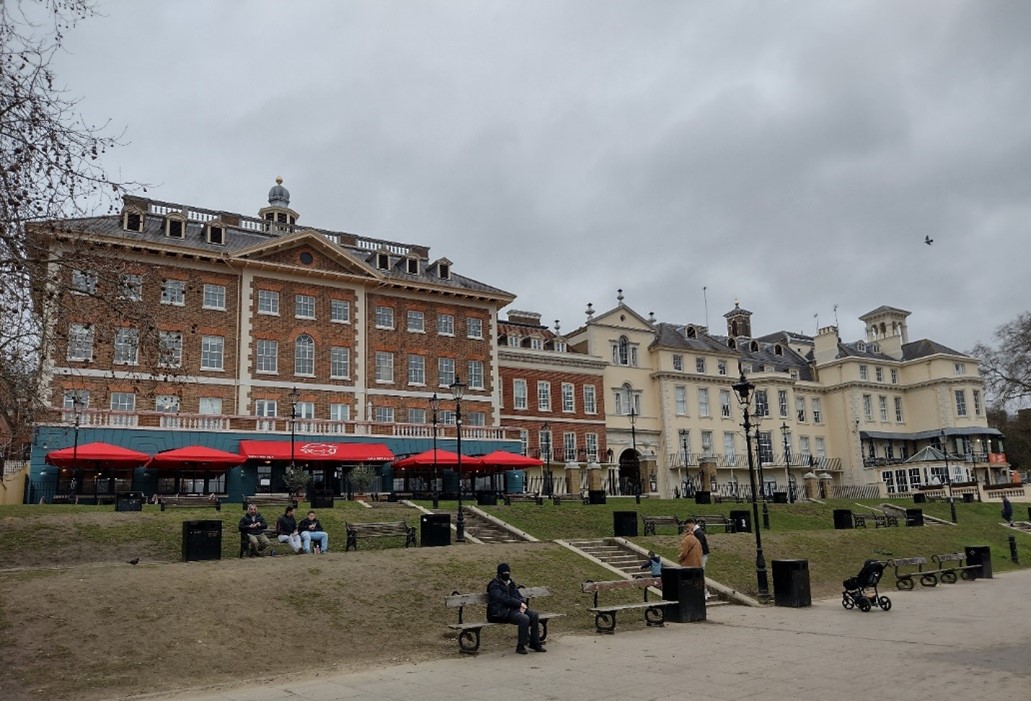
left=297, top=510, right=329, bottom=553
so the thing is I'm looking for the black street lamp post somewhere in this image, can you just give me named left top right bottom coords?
left=430, top=393, right=440, bottom=509
left=780, top=422, right=792, bottom=503
left=288, top=386, right=300, bottom=474
left=450, top=376, right=466, bottom=542
left=679, top=428, right=689, bottom=497
left=733, top=369, right=770, bottom=602
left=541, top=422, right=553, bottom=497
left=629, top=407, right=641, bottom=503
left=71, top=396, right=82, bottom=496
left=941, top=429, right=957, bottom=523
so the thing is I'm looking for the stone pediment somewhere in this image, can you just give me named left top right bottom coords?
left=231, top=230, right=382, bottom=279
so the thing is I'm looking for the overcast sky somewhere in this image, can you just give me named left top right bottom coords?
left=54, top=1, right=1030, bottom=353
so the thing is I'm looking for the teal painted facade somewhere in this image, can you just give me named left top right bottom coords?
left=28, top=425, right=517, bottom=504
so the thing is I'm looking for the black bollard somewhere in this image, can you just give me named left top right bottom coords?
left=1009, top=535, right=1019, bottom=564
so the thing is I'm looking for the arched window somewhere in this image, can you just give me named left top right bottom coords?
left=686, top=327, right=696, bottom=339
left=294, top=335, right=314, bottom=375
left=618, top=336, right=630, bottom=365
left=619, top=382, right=639, bottom=416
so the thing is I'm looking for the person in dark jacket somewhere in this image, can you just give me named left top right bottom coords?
left=487, top=563, right=545, bottom=654
left=297, top=510, right=329, bottom=553
left=239, top=504, right=271, bottom=556
left=1001, top=496, right=1013, bottom=526
left=276, top=505, right=302, bottom=554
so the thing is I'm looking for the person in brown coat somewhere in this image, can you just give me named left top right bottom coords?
left=678, top=528, right=703, bottom=568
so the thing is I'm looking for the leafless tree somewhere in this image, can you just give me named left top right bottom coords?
left=1, top=1, right=148, bottom=456
left=971, top=312, right=1031, bottom=410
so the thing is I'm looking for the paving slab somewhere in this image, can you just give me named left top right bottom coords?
left=137, top=568, right=1031, bottom=701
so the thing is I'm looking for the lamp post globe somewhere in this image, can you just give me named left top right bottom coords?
left=732, top=369, right=770, bottom=602
left=450, top=376, right=466, bottom=542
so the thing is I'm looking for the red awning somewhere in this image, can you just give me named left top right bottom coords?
left=392, top=449, right=482, bottom=469
left=45, top=442, right=151, bottom=470
left=238, top=440, right=394, bottom=463
left=146, top=446, right=246, bottom=471
left=478, top=450, right=544, bottom=469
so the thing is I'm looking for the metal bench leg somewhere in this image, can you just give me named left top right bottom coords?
left=594, top=612, right=617, bottom=634
left=644, top=606, right=665, bottom=627
left=458, top=628, right=482, bottom=654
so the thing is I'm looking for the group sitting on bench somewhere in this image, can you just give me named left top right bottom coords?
left=238, top=504, right=329, bottom=556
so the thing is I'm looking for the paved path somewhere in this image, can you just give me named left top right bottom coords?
left=147, top=569, right=1031, bottom=701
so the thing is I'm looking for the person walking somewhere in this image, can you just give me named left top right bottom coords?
left=684, top=517, right=711, bottom=599
left=487, top=563, right=546, bottom=654
left=1001, top=496, right=1014, bottom=526
left=678, top=527, right=702, bottom=568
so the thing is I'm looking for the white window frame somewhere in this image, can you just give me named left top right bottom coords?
left=407, top=310, right=425, bottom=333
left=562, top=383, right=575, bottom=413
left=158, top=331, right=182, bottom=368
left=113, top=327, right=138, bottom=365
left=438, top=358, right=455, bottom=387
left=698, top=388, right=710, bottom=417
left=513, top=379, right=528, bottom=410
left=583, top=385, right=597, bottom=414
left=257, top=290, right=280, bottom=315
left=256, top=339, right=278, bottom=374
left=161, top=279, right=185, bottom=306
left=375, top=306, right=395, bottom=329
left=537, top=381, right=552, bottom=411
left=331, top=347, right=351, bottom=379
left=200, top=335, right=225, bottom=371
left=672, top=354, right=683, bottom=371
left=202, top=284, right=226, bottom=311
left=294, top=335, right=315, bottom=376
left=118, top=274, right=143, bottom=301
left=330, top=299, right=350, bottom=324
left=110, top=392, right=135, bottom=412
left=466, top=318, right=483, bottom=339
left=467, top=360, right=485, bottom=390
left=720, top=389, right=732, bottom=418
left=295, top=294, right=316, bottom=320
left=375, top=352, right=394, bottom=383
left=407, top=354, right=425, bottom=385
left=437, top=313, right=455, bottom=336
left=675, top=386, right=687, bottom=415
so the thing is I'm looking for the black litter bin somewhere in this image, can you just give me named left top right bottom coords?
left=913, top=492, right=927, bottom=504
left=661, top=566, right=706, bottom=623
left=964, top=545, right=992, bottom=579
left=833, top=509, right=854, bottom=530
left=588, top=489, right=607, bottom=505
left=613, top=511, right=638, bottom=537
left=476, top=491, right=498, bottom=506
left=115, top=491, right=144, bottom=512
left=772, top=559, right=812, bottom=607
left=420, top=513, right=451, bottom=547
left=773, top=491, right=788, bottom=504
left=729, top=509, right=751, bottom=533
left=962, top=493, right=975, bottom=504
left=694, top=491, right=712, bottom=505
left=182, top=520, right=222, bottom=561
left=906, top=508, right=924, bottom=527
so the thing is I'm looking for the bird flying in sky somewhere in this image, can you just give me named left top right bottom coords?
left=924, top=235, right=934, bottom=245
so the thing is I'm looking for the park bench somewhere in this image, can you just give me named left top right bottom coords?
left=503, top=493, right=543, bottom=506
left=641, top=515, right=685, bottom=536
left=852, top=512, right=898, bottom=528
left=552, top=492, right=588, bottom=505
left=581, top=576, right=672, bottom=634
left=889, top=556, right=928, bottom=590
left=159, top=495, right=221, bottom=511
left=345, top=520, right=417, bottom=551
left=693, top=514, right=734, bottom=533
left=238, top=526, right=278, bottom=558
left=444, top=586, right=563, bottom=654
left=925, top=552, right=981, bottom=585
left=242, top=494, right=297, bottom=511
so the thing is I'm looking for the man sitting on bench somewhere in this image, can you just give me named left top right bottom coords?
left=487, top=563, right=546, bottom=655
left=239, top=504, right=271, bottom=556
left=276, top=505, right=303, bottom=554
left=298, top=510, right=329, bottom=554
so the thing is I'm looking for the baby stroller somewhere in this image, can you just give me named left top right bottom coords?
left=841, top=559, right=892, bottom=612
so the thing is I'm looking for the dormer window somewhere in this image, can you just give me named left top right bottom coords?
left=686, top=327, right=696, bottom=338
left=750, top=340, right=760, bottom=352
left=124, top=210, right=144, bottom=232
left=165, top=216, right=185, bottom=239
left=857, top=341, right=866, bottom=352
left=727, top=338, right=736, bottom=349
left=438, top=262, right=450, bottom=279
left=377, top=252, right=390, bottom=270
left=406, top=258, right=419, bottom=274
left=774, top=345, right=783, bottom=356
left=207, top=223, right=225, bottom=245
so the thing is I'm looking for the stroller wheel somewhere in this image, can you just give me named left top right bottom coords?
left=857, top=596, right=872, bottom=612
left=878, top=596, right=892, bottom=611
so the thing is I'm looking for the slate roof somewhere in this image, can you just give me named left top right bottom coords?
left=902, top=339, right=967, bottom=360
left=32, top=199, right=514, bottom=301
